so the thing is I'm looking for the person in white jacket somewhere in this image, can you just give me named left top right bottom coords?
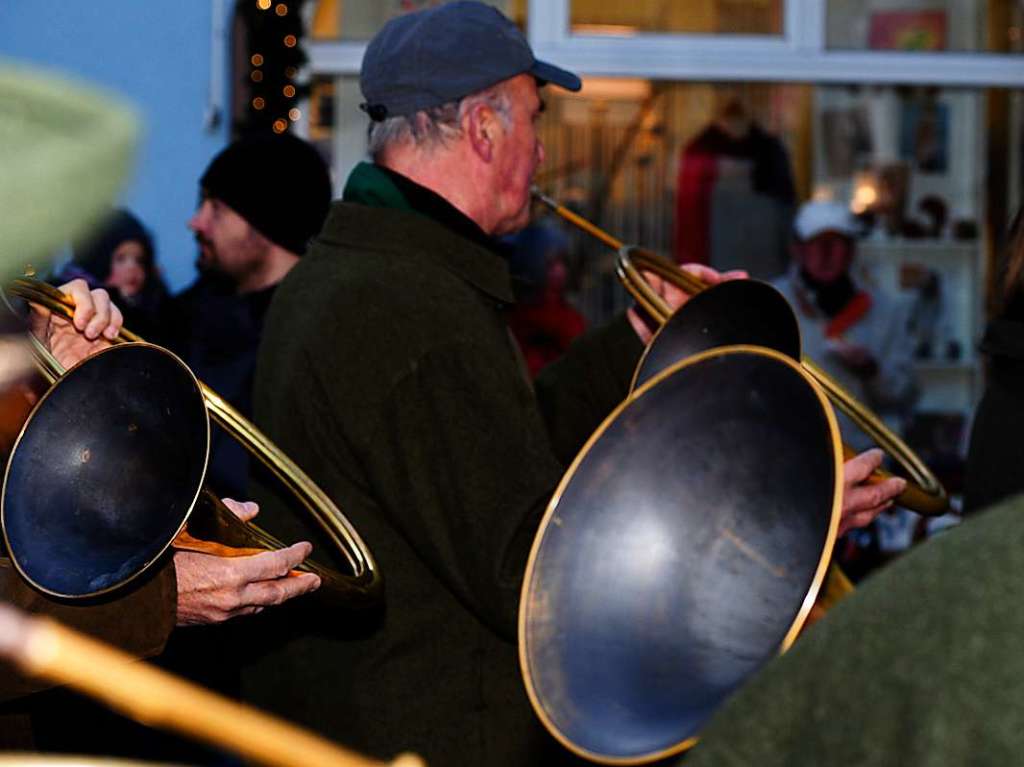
left=772, top=201, right=918, bottom=452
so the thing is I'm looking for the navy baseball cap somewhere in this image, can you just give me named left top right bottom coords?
left=360, top=1, right=582, bottom=121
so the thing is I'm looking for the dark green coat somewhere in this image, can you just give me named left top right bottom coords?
left=242, top=188, right=641, bottom=766
left=682, top=494, right=1024, bottom=767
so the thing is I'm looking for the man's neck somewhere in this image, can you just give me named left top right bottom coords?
left=378, top=148, right=494, bottom=234
left=798, top=269, right=856, bottom=318
left=236, top=247, right=299, bottom=294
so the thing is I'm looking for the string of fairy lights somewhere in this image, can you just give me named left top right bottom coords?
left=237, top=0, right=310, bottom=135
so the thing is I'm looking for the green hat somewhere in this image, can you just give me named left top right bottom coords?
left=0, top=61, right=138, bottom=280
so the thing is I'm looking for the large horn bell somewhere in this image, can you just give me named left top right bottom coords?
left=1, top=343, right=362, bottom=604
left=3, top=344, right=207, bottom=597
left=519, top=346, right=842, bottom=764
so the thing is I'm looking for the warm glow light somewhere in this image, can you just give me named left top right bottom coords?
left=251, top=70, right=264, bottom=83
left=289, top=108, right=301, bottom=121
left=571, top=24, right=639, bottom=37
left=257, top=0, right=271, bottom=9
left=252, top=97, right=266, bottom=110
left=251, top=53, right=264, bottom=66
left=283, top=84, right=296, bottom=98
left=275, top=3, right=288, bottom=16
left=851, top=183, right=878, bottom=214
left=574, top=77, right=651, bottom=102
left=284, top=34, right=297, bottom=47
left=273, top=119, right=288, bottom=133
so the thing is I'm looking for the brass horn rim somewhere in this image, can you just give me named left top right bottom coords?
left=529, top=188, right=948, bottom=516
left=518, top=344, right=845, bottom=765
left=5, top=279, right=381, bottom=605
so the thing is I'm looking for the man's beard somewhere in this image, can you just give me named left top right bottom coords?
left=194, top=235, right=215, bottom=272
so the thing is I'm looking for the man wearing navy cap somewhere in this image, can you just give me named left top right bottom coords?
left=246, top=4, right=905, bottom=766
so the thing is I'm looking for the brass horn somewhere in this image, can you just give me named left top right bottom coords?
left=519, top=345, right=844, bottom=763
left=532, top=188, right=949, bottom=516
left=3, top=279, right=380, bottom=606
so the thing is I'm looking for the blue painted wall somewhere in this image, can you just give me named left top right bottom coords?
left=1, top=1, right=233, bottom=292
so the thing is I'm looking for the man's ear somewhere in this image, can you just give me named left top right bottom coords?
left=465, top=102, right=500, bottom=163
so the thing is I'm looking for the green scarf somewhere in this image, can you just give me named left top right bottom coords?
left=341, top=161, right=413, bottom=212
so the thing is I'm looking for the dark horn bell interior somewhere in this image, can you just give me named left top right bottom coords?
left=634, top=280, right=801, bottom=389
left=2, top=344, right=209, bottom=598
left=520, top=348, right=838, bottom=763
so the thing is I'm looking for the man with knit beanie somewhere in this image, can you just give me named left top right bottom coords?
left=108, top=131, right=335, bottom=764
left=190, top=133, right=332, bottom=292
left=167, top=132, right=332, bottom=498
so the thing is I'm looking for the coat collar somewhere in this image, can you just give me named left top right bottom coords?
left=324, top=163, right=514, bottom=305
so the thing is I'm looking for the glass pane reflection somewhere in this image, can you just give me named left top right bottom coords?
left=826, top=0, right=1023, bottom=53
left=569, top=0, right=784, bottom=37
left=311, top=0, right=526, bottom=41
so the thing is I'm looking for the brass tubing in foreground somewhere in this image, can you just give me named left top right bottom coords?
left=6, top=279, right=381, bottom=605
left=0, top=603, right=423, bottom=767
left=532, top=188, right=949, bottom=515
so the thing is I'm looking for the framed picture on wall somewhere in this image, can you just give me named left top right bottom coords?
left=868, top=11, right=947, bottom=52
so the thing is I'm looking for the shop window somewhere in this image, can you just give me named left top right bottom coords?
left=310, top=0, right=526, bottom=41
left=826, top=0, right=1024, bottom=54
left=570, top=0, right=783, bottom=37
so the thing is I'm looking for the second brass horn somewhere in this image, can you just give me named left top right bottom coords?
left=520, top=346, right=843, bottom=763
left=1, top=327, right=378, bottom=606
left=532, top=188, right=948, bottom=516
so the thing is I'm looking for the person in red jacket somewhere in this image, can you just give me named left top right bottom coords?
left=506, top=223, right=586, bottom=377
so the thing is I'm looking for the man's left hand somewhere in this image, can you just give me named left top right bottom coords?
left=627, top=263, right=748, bottom=345
left=28, top=279, right=122, bottom=370
left=839, top=448, right=906, bottom=536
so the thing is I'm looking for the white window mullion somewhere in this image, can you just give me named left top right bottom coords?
left=313, top=1, right=1024, bottom=88
left=787, top=0, right=825, bottom=52
left=528, top=0, right=567, bottom=48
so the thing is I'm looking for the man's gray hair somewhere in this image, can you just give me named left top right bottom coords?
left=367, top=84, right=512, bottom=158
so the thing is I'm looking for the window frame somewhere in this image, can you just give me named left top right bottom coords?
left=307, top=0, right=1024, bottom=87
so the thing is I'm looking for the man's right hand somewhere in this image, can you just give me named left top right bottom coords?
left=173, top=499, right=321, bottom=626
left=28, top=279, right=123, bottom=370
